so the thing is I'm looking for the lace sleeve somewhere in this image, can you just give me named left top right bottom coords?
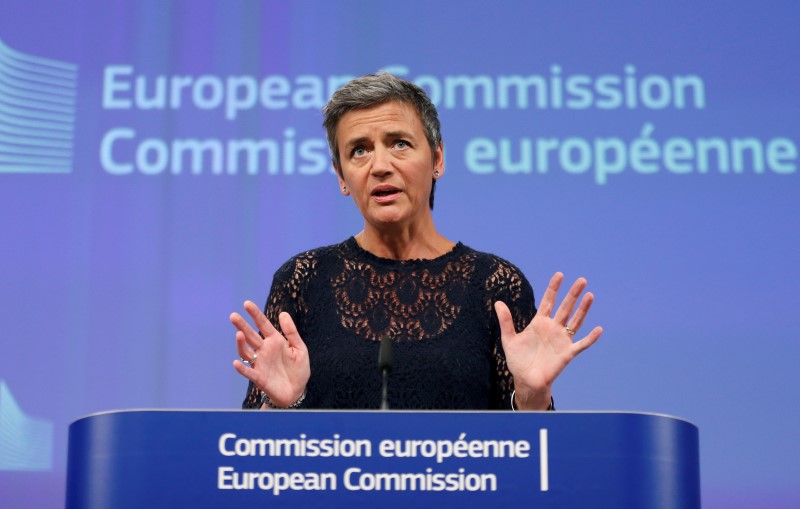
left=241, top=253, right=314, bottom=409
left=485, top=258, right=537, bottom=410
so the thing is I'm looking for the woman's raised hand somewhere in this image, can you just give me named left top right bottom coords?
left=230, top=300, right=311, bottom=408
left=494, top=272, right=603, bottom=410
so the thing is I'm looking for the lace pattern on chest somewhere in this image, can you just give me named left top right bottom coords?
left=331, top=250, right=478, bottom=341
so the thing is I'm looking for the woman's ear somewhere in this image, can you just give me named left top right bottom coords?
left=433, top=141, right=444, bottom=178
left=335, top=163, right=349, bottom=195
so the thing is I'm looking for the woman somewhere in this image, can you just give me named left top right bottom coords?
left=231, top=72, right=602, bottom=411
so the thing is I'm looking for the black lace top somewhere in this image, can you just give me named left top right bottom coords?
left=242, top=237, right=537, bottom=410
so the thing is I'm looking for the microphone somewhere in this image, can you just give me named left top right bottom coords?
left=378, top=335, right=393, bottom=410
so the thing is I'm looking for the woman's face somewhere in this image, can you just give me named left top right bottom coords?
left=334, top=101, right=444, bottom=231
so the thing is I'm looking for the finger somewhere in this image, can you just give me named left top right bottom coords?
left=493, top=301, right=518, bottom=339
left=538, top=272, right=564, bottom=317
left=236, top=331, right=257, bottom=362
left=243, top=300, right=278, bottom=337
left=573, top=326, right=603, bottom=355
left=279, top=312, right=306, bottom=351
left=230, top=312, right=265, bottom=351
left=232, top=359, right=262, bottom=386
left=553, top=277, right=587, bottom=325
left=566, top=292, right=595, bottom=332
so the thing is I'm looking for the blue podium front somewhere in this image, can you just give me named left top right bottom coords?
left=66, top=410, right=699, bottom=508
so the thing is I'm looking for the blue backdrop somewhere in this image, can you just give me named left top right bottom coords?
left=0, top=1, right=798, bottom=507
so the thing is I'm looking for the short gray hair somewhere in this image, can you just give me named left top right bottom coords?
left=322, top=72, right=442, bottom=209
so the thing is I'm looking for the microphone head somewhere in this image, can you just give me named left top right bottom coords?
left=378, top=335, right=393, bottom=373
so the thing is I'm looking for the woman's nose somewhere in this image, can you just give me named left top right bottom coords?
left=370, top=146, right=393, bottom=176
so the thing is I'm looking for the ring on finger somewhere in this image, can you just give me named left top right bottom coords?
left=565, top=326, right=576, bottom=336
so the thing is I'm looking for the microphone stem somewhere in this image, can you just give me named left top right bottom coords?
left=380, top=368, right=390, bottom=410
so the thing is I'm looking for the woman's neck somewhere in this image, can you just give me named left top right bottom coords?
left=355, top=222, right=454, bottom=260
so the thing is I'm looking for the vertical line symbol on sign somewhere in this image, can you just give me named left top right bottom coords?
left=540, top=428, right=549, bottom=491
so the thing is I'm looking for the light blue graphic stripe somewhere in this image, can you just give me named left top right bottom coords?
left=0, top=133, right=72, bottom=149
left=0, top=112, right=73, bottom=132
left=0, top=91, right=75, bottom=115
left=0, top=122, right=73, bottom=140
left=0, top=81, right=76, bottom=107
left=0, top=151, right=72, bottom=162
left=0, top=168, right=73, bottom=176
left=0, top=59, right=78, bottom=89
left=0, top=380, right=54, bottom=471
left=0, top=72, right=77, bottom=99
left=0, top=154, right=71, bottom=165
left=0, top=160, right=72, bottom=167
left=0, top=143, right=72, bottom=158
left=0, top=39, right=78, bottom=72
left=0, top=50, right=77, bottom=81
left=0, top=103, right=75, bottom=123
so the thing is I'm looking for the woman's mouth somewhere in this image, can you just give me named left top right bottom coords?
left=371, top=186, right=401, bottom=203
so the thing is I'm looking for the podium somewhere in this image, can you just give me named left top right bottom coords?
left=67, top=410, right=699, bottom=508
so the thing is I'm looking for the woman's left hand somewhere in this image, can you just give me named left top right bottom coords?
left=495, top=272, right=603, bottom=410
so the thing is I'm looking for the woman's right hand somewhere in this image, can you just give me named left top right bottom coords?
left=230, top=300, right=311, bottom=408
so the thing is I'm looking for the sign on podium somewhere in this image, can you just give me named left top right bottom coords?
left=67, top=410, right=699, bottom=508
